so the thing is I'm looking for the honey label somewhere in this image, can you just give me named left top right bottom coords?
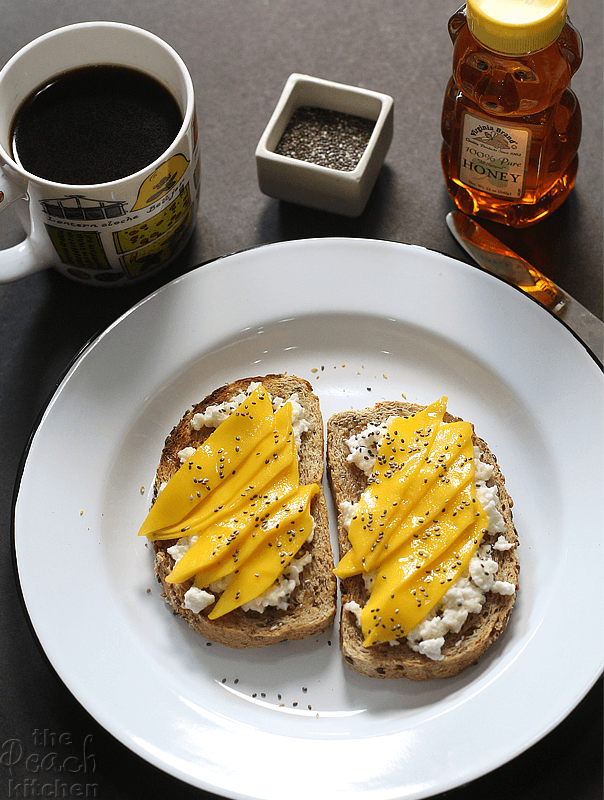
left=459, top=112, right=531, bottom=199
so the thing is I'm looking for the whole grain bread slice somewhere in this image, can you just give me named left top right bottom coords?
left=150, top=374, right=336, bottom=648
left=326, top=400, right=519, bottom=680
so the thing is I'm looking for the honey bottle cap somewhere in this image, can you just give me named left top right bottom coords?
left=466, top=0, right=568, bottom=54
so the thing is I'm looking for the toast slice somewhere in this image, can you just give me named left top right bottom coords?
left=327, top=400, right=519, bottom=680
left=148, top=374, right=336, bottom=648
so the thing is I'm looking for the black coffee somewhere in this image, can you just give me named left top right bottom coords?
left=10, top=65, right=183, bottom=184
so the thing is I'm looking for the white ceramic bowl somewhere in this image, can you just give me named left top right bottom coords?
left=255, top=73, right=393, bottom=217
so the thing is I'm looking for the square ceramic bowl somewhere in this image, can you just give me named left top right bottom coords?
left=255, top=73, right=394, bottom=217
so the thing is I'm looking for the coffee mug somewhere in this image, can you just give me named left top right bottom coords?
left=0, top=21, right=199, bottom=285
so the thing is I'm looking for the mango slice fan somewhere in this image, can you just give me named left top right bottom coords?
left=334, top=397, right=489, bottom=646
left=138, top=386, right=319, bottom=618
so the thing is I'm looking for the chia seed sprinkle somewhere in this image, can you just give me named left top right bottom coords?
left=274, top=106, right=375, bottom=171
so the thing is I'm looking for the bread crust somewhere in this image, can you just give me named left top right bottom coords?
left=150, top=374, right=336, bottom=648
left=326, top=401, right=519, bottom=680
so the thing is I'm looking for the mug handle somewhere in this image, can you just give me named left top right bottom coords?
left=0, top=168, right=46, bottom=283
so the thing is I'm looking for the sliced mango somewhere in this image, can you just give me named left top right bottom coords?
left=138, top=384, right=320, bottom=618
left=168, top=479, right=310, bottom=585
left=208, top=482, right=317, bottom=618
left=336, top=398, right=448, bottom=576
left=138, top=385, right=276, bottom=540
left=334, top=397, right=489, bottom=646
left=150, top=399, right=298, bottom=547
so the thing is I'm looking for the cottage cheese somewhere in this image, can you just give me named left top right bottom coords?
left=494, top=534, right=514, bottom=551
left=184, top=587, right=215, bottom=613
left=339, top=500, right=356, bottom=531
left=345, top=418, right=393, bottom=476
left=191, top=382, right=261, bottom=429
left=177, top=446, right=197, bottom=463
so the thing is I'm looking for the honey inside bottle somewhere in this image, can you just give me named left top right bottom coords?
left=441, top=0, right=583, bottom=227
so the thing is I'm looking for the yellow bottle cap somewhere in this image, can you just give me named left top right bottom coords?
left=466, top=0, right=568, bottom=54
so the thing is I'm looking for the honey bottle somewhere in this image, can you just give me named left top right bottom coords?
left=441, top=0, right=583, bottom=227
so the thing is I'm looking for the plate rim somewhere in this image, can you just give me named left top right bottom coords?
left=10, top=237, right=604, bottom=800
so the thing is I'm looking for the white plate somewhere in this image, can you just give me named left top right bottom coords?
left=14, top=238, right=604, bottom=800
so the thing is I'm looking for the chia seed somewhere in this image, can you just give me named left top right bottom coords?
left=274, top=106, right=375, bottom=171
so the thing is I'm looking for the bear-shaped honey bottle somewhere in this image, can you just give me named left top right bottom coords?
left=441, top=0, right=582, bottom=227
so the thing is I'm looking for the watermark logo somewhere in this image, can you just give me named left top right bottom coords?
left=1, top=730, right=98, bottom=798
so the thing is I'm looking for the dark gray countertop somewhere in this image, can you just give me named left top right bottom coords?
left=1, top=2, right=602, bottom=799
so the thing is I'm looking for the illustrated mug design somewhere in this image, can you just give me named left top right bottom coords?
left=0, top=22, right=199, bottom=286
